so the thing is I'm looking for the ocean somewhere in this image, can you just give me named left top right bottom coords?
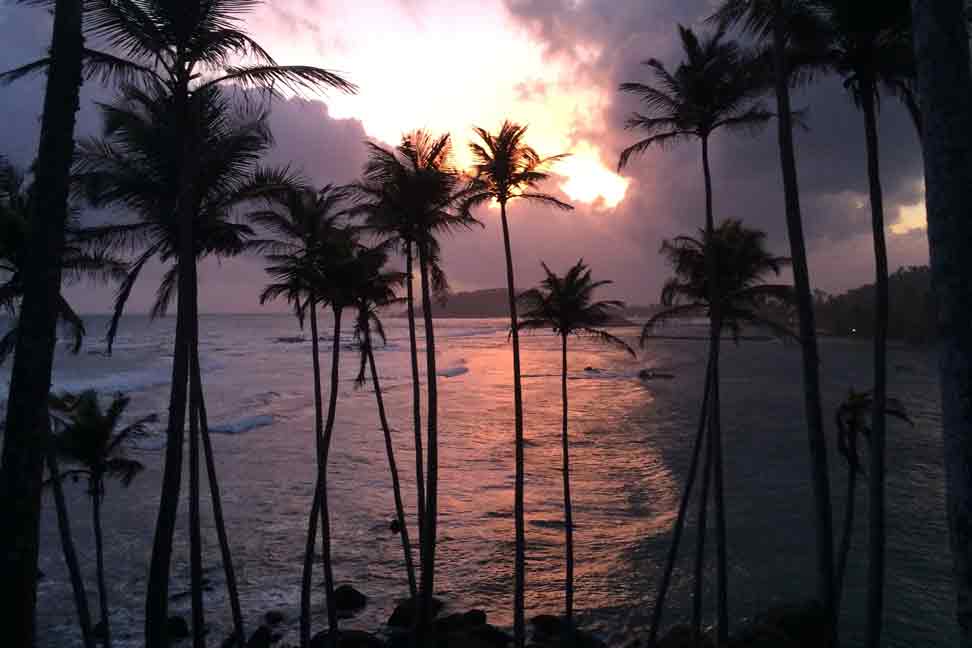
left=9, top=314, right=952, bottom=647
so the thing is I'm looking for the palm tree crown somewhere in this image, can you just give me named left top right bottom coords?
left=645, top=219, right=794, bottom=342
left=519, top=259, right=634, bottom=355
left=618, top=25, right=772, bottom=171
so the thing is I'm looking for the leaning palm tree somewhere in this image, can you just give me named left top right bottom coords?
left=253, top=185, right=357, bottom=646
left=518, top=259, right=634, bottom=633
left=618, top=27, right=772, bottom=643
left=465, top=122, right=572, bottom=648
left=353, top=131, right=480, bottom=637
left=707, top=2, right=839, bottom=628
left=349, top=256, right=416, bottom=598
left=794, top=4, right=915, bottom=642
left=0, top=157, right=126, bottom=364
left=74, top=83, right=291, bottom=647
left=48, top=390, right=156, bottom=648
left=643, top=219, right=793, bottom=643
left=834, top=389, right=912, bottom=607
left=910, top=2, right=972, bottom=644
left=0, top=3, right=84, bottom=636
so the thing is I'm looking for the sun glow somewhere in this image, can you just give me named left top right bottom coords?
left=253, top=0, right=629, bottom=210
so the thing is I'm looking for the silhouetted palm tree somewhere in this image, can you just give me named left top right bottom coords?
left=349, top=257, right=416, bottom=598
left=797, top=4, right=915, bottom=642
left=42, top=2, right=356, bottom=641
left=708, top=2, right=838, bottom=627
left=0, top=157, right=126, bottom=364
left=518, top=259, right=633, bottom=632
left=48, top=390, right=156, bottom=648
left=834, top=389, right=912, bottom=607
left=0, top=4, right=84, bottom=635
left=466, top=122, right=571, bottom=648
left=618, top=27, right=772, bottom=643
left=254, top=184, right=356, bottom=646
left=353, top=131, right=480, bottom=637
left=644, top=220, right=793, bottom=643
left=74, top=83, right=290, bottom=647
left=910, top=2, right=972, bottom=643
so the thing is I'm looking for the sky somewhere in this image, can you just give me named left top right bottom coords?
left=0, top=0, right=930, bottom=313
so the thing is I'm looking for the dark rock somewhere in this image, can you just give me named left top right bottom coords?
left=755, top=600, right=829, bottom=648
left=470, top=623, right=513, bottom=648
left=334, top=584, right=368, bottom=612
left=246, top=626, right=273, bottom=648
left=264, top=610, right=285, bottom=626
left=584, top=366, right=600, bottom=373
left=638, top=369, right=675, bottom=380
left=387, top=596, right=444, bottom=628
left=167, top=615, right=190, bottom=640
left=390, top=518, right=402, bottom=534
left=530, top=615, right=562, bottom=639
left=37, top=569, right=45, bottom=581
left=434, top=613, right=467, bottom=634
left=463, top=609, right=488, bottom=627
left=93, top=620, right=107, bottom=640
left=311, top=629, right=385, bottom=648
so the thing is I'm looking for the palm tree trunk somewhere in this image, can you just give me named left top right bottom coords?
left=836, top=461, right=858, bottom=608
left=187, top=263, right=205, bottom=648
left=47, top=447, right=96, bottom=648
left=0, top=2, right=83, bottom=643
left=646, top=353, right=713, bottom=645
left=194, top=351, right=245, bottom=646
left=561, top=334, right=574, bottom=629
left=367, top=336, right=418, bottom=598
left=416, top=240, right=440, bottom=640
left=861, top=83, right=889, bottom=648
left=910, top=3, right=972, bottom=641
left=146, top=75, right=195, bottom=647
left=709, top=316, right=729, bottom=646
left=406, top=244, right=427, bottom=540
left=92, top=480, right=110, bottom=648
left=301, top=297, right=326, bottom=647
left=692, top=406, right=713, bottom=648
left=320, top=308, right=344, bottom=645
left=499, top=200, right=527, bottom=648
left=771, top=4, right=837, bottom=635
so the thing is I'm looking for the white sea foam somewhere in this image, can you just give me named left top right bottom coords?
left=210, top=414, right=274, bottom=435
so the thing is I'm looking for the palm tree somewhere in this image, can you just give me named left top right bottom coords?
left=253, top=184, right=357, bottom=646
left=43, top=2, right=357, bottom=642
left=0, top=4, right=84, bottom=639
left=518, top=259, right=633, bottom=632
left=0, top=157, right=126, bottom=365
left=618, top=26, right=772, bottom=644
left=349, top=255, right=416, bottom=598
left=910, top=2, right=972, bottom=642
left=353, top=131, right=480, bottom=637
left=708, top=2, right=838, bottom=629
left=794, top=4, right=915, bottom=642
left=465, top=122, right=572, bottom=648
left=834, top=389, right=912, bottom=607
left=643, top=220, right=793, bottom=643
left=48, top=390, right=156, bottom=648
left=74, top=83, right=290, bottom=647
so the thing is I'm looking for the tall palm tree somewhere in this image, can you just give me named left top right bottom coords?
left=643, top=220, right=794, bottom=643
left=0, top=157, right=127, bottom=365
left=707, top=2, right=838, bottom=630
left=49, top=3, right=357, bottom=642
left=48, top=390, right=156, bottom=648
left=618, top=26, right=772, bottom=644
left=353, top=131, right=480, bottom=636
left=518, top=259, right=634, bottom=632
left=254, top=184, right=357, bottom=646
left=0, top=4, right=84, bottom=639
left=833, top=389, right=912, bottom=607
left=349, top=256, right=416, bottom=598
left=795, top=4, right=915, bottom=642
left=465, top=122, right=572, bottom=648
left=910, top=2, right=972, bottom=642
left=74, top=83, right=290, bottom=646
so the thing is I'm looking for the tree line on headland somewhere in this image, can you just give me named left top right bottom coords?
left=0, top=2, right=971, bottom=648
